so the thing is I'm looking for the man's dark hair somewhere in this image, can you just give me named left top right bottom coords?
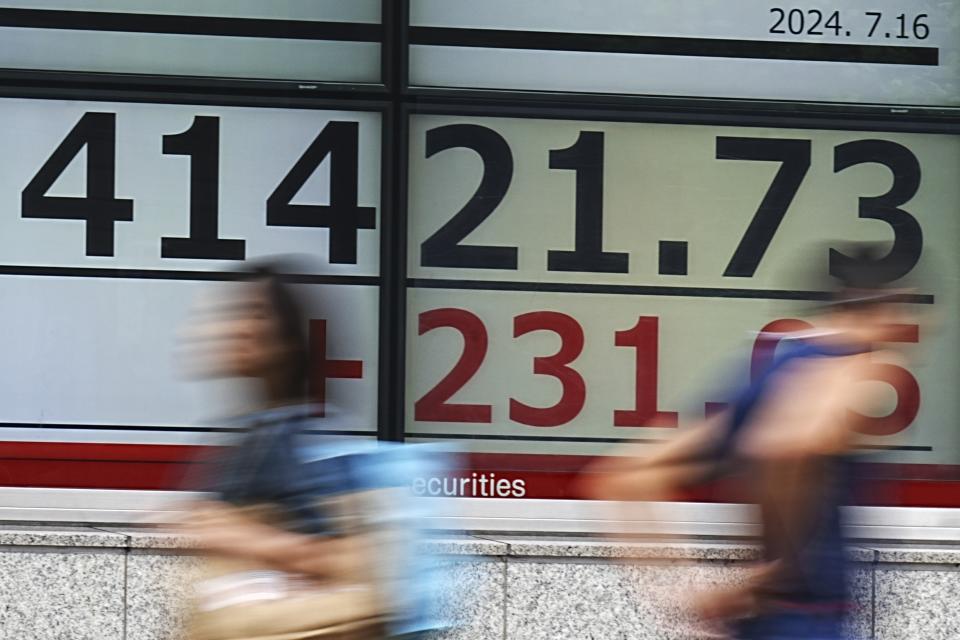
left=828, top=242, right=916, bottom=309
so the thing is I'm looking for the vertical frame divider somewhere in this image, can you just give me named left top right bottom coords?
left=378, top=0, right=410, bottom=441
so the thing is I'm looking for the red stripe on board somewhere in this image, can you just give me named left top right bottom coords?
left=0, top=441, right=214, bottom=490
left=2, top=442, right=960, bottom=507
left=0, top=441, right=202, bottom=462
left=0, top=460, right=189, bottom=490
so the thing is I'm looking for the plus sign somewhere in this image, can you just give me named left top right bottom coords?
left=308, top=319, right=363, bottom=416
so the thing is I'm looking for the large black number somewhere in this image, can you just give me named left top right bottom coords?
left=866, top=12, right=882, bottom=37
left=161, top=116, right=245, bottom=260
left=831, top=140, right=922, bottom=283
left=421, top=124, right=517, bottom=269
left=547, top=131, right=628, bottom=273
left=825, top=11, right=842, bottom=35
left=807, top=9, right=824, bottom=35
left=21, top=112, right=133, bottom=257
left=267, top=120, right=375, bottom=264
left=770, top=8, right=786, bottom=33
left=788, top=9, right=804, bottom=34
left=717, top=138, right=811, bottom=277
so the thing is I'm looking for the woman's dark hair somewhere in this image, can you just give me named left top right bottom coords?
left=243, top=261, right=309, bottom=402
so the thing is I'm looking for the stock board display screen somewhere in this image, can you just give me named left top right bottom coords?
left=1, top=5, right=957, bottom=508
left=404, top=112, right=960, bottom=498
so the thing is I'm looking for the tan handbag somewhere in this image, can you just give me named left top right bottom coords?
left=185, top=495, right=391, bottom=640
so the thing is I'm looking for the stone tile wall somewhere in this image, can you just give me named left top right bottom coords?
left=0, top=527, right=956, bottom=639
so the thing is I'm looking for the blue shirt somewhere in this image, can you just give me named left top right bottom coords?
left=206, top=405, right=452, bottom=635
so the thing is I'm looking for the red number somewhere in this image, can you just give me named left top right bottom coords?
left=614, top=316, right=678, bottom=427
left=751, top=318, right=814, bottom=382
left=510, top=311, right=586, bottom=427
left=414, top=308, right=491, bottom=423
left=855, top=324, right=920, bottom=436
left=751, top=319, right=920, bottom=436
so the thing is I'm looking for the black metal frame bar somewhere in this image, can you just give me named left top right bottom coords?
left=408, top=85, right=960, bottom=121
left=0, top=84, right=388, bottom=111
left=405, top=99, right=960, bottom=134
left=378, top=0, right=410, bottom=441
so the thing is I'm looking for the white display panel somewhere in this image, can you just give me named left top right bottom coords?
left=405, top=113, right=960, bottom=469
left=410, top=0, right=959, bottom=108
left=0, top=98, right=382, bottom=443
left=0, top=1, right=381, bottom=84
left=0, top=279, right=379, bottom=441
